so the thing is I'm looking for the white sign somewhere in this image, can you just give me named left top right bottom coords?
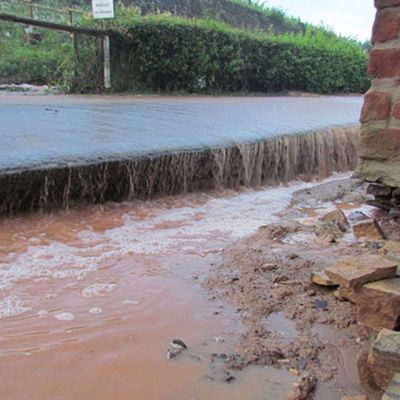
left=92, top=0, right=114, bottom=19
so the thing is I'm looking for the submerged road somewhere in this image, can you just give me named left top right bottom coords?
left=0, top=94, right=362, bottom=173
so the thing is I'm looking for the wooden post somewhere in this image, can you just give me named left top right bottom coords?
left=29, top=0, right=33, bottom=18
left=103, top=34, right=111, bottom=90
left=68, top=4, right=78, bottom=55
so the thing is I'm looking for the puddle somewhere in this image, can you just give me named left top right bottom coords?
left=265, top=311, right=298, bottom=343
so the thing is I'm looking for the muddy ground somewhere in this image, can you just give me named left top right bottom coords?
left=204, top=178, right=400, bottom=399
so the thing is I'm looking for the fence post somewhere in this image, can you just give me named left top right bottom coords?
left=103, top=34, right=111, bottom=89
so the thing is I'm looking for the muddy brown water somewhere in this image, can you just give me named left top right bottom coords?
left=0, top=175, right=367, bottom=399
left=0, top=180, right=317, bottom=400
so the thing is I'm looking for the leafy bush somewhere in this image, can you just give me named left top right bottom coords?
left=110, top=15, right=370, bottom=94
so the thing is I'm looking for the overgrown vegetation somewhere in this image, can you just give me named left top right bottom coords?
left=0, top=0, right=370, bottom=94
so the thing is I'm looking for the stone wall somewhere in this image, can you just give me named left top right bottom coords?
left=357, top=0, right=400, bottom=215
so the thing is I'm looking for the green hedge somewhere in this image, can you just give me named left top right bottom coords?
left=110, top=16, right=370, bottom=94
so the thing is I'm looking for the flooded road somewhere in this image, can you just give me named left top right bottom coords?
left=0, top=177, right=330, bottom=399
left=0, top=95, right=362, bottom=172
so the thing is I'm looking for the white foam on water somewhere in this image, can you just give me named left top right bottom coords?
left=82, top=283, right=117, bottom=298
left=89, top=307, right=103, bottom=314
left=0, top=174, right=351, bottom=313
left=0, top=295, right=31, bottom=319
left=54, top=312, right=74, bottom=321
left=122, top=300, right=140, bottom=305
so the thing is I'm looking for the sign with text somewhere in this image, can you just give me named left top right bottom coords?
left=92, top=0, right=114, bottom=19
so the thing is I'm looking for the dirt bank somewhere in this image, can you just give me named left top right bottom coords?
left=205, top=177, right=400, bottom=399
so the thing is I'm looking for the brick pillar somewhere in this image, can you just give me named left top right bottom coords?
left=357, top=0, right=400, bottom=216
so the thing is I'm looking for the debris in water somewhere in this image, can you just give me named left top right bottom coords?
left=171, top=338, right=188, bottom=349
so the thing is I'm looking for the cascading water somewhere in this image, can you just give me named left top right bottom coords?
left=0, top=126, right=358, bottom=216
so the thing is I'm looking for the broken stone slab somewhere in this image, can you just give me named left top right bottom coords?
left=321, top=209, right=350, bottom=231
left=311, top=271, right=338, bottom=287
left=315, top=221, right=344, bottom=244
left=368, top=329, right=400, bottom=391
left=383, top=373, right=400, bottom=400
left=356, top=278, right=400, bottom=331
left=326, top=254, right=397, bottom=289
left=353, top=219, right=386, bottom=241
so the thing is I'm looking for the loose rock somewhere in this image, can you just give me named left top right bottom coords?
left=311, top=271, right=338, bottom=287
left=353, top=219, right=386, bottom=241
left=368, top=329, right=400, bottom=390
left=321, top=209, right=350, bottom=231
left=355, top=278, right=400, bottom=331
left=326, top=254, right=397, bottom=289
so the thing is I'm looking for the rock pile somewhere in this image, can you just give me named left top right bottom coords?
left=313, top=208, right=400, bottom=398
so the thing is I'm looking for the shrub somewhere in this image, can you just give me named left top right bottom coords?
left=110, top=15, right=370, bottom=94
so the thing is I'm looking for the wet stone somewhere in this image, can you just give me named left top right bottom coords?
left=356, top=278, right=400, bottom=331
left=326, top=254, right=397, bottom=289
left=311, top=271, right=338, bottom=287
left=353, top=219, right=386, bottom=241
left=380, top=241, right=400, bottom=265
left=316, top=221, right=344, bottom=244
left=321, top=209, right=350, bottom=231
left=368, top=329, right=400, bottom=390
left=383, top=373, right=400, bottom=400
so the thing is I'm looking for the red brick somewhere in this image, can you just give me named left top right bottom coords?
left=372, top=9, right=400, bottom=43
left=369, top=49, right=400, bottom=78
left=359, top=128, right=400, bottom=160
left=375, top=0, right=400, bottom=9
left=393, top=102, right=400, bottom=119
left=361, top=91, right=391, bottom=122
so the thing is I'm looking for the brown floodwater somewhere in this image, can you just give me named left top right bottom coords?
left=2, top=177, right=334, bottom=400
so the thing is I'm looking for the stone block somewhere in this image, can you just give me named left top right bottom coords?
left=372, top=9, right=400, bottom=43
left=353, top=219, right=387, bottom=241
left=383, top=373, right=400, bottom=400
left=393, top=103, right=400, bottom=120
left=368, top=329, right=400, bottom=390
left=358, top=129, right=400, bottom=162
left=356, top=278, right=400, bottom=330
left=361, top=91, right=391, bottom=122
left=326, top=254, right=397, bottom=289
left=369, top=49, right=400, bottom=78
